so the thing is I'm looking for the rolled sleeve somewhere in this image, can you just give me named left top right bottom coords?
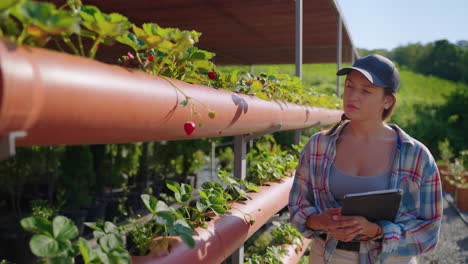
left=288, top=142, right=321, bottom=239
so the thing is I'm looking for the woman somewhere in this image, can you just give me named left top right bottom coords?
left=288, top=54, right=442, bottom=264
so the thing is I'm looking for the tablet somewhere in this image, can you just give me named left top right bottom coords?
left=341, top=189, right=403, bottom=222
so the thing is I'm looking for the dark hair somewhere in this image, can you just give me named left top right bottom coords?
left=324, top=87, right=397, bottom=136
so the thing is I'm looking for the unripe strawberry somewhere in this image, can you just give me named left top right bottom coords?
left=208, top=71, right=216, bottom=79
left=127, top=52, right=135, bottom=59
left=184, top=121, right=196, bottom=135
left=208, top=111, right=216, bottom=119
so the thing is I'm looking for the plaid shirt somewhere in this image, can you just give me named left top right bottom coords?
left=288, top=121, right=442, bottom=264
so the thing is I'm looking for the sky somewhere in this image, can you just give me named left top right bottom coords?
left=335, top=0, right=468, bottom=50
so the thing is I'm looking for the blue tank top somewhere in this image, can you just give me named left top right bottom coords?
left=329, top=141, right=397, bottom=203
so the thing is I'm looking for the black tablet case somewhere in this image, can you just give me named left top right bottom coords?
left=341, top=189, right=402, bottom=222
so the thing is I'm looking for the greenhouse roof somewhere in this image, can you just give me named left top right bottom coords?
left=77, top=0, right=358, bottom=64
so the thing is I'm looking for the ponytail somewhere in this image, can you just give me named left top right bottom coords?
left=324, top=113, right=348, bottom=136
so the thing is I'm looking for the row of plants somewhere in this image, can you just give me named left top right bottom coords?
left=244, top=220, right=306, bottom=264
left=0, top=0, right=340, bottom=136
left=0, top=0, right=337, bottom=262
left=0, top=135, right=304, bottom=263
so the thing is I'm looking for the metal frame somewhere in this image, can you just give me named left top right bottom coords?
left=0, top=131, right=27, bottom=161
left=336, top=14, right=343, bottom=97
left=229, top=124, right=282, bottom=264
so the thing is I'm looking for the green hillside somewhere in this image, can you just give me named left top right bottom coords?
left=218, top=64, right=468, bottom=158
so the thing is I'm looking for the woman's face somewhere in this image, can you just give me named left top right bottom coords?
left=343, top=70, right=392, bottom=122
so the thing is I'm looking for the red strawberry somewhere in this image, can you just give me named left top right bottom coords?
left=148, top=55, right=154, bottom=62
left=208, top=111, right=216, bottom=119
left=208, top=71, right=216, bottom=79
left=184, top=121, right=196, bottom=135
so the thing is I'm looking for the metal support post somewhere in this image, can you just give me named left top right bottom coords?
left=336, top=15, right=343, bottom=97
left=231, top=124, right=281, bottom=264
left=231, top=134, right=246, bottom=264
left=295, top=0, right=303, bottom=79
left=0, top=131, right=27, bottom=161
left=211, top=140, right=216, bottom=181
left=294, top=130, right=302, bottom=146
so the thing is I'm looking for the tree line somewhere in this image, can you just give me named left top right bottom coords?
left=360, top=39, right=468, bottom=84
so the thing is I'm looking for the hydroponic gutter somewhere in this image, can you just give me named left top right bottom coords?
left=132, top=177, right=294, bottom=264
left=0, top=40, right=341, bottom=146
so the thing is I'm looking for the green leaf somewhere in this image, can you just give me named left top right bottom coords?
left=198, top=190, right=208, bottom=199
left=171, top=209, right=184, bottom=219
left=80, top=5, right=130, bottom=37
left=20, top=216, right=53, bottom=236
left=107, top=248, right=131, bottom=264
left=156, top=200, right=170, bottom=212
left=0, top=0, right=20, bottom=17
left=166, top=180, right=181, bottom=194
left=78, top=238, right=91, bottom=263
left=210, top=204, right=226, bottom=215
left=103, top=222, right=119, bottom=234
left=49, top=256, right=74, bottom=264
left=233, top=186, right=249, bottom=198
left=30, top=234, right=60, bottom=257
left=155, top=211, right=174, bottom=225
left=193, top=60, right=214, bottom=71
left=93, top=230, right=105, bottom=240
left=141, top=194, right=157, bottom=214
left=84, top=222, right=104, bottom=232
left=56, top=239, right=74, bottom=257
left=95, top=248, right=109, bottom=264
left=116, top=32, right=146, bottom=52
left=188, top=48, right=215, bottom=61
left=244, top=181, right=260, bottom=192
left=98, top=234, right=124, bottom=253
left=196, top=200, right=207, bottom=212
left=15, top=2, right=80, bottom=35
left=208, top=196, right=226, bottom=205
left=179, top=232, right=195, bottom=249
left=52, top=216, right=78, bottom=240
left=181, top=184, right=193, bottom=202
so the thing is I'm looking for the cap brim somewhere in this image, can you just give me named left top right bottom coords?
left=336, top=67, right=386, bottom=88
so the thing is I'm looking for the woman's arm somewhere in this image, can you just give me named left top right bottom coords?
left=371, top=158, right=443, bottom=258
left=288, top=141, right=322, bottom=238
left=288, top=138, right=357, bottom=238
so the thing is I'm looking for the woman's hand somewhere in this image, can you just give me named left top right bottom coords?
left=306, top=208, right=356, bottom=232
left=306, top=208, right=382, bottom=242
left=329, top=213, right=382, bottom=241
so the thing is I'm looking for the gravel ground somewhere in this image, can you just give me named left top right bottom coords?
left=417, top=193, right=468, bottom=264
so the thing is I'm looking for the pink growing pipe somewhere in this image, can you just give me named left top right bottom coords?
left=0, top=40, right=341, bottom=146
left=132, top=177, right=294, bottom=264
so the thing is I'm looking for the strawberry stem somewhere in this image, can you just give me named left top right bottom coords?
left=89, top=35, right=103, bottom=59
left=62, top=35, right=80, bottom=55
left=77, top=35, right=85, bottom=57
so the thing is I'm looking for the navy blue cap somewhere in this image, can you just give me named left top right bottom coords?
left=337, top=54, right=400, bottom=92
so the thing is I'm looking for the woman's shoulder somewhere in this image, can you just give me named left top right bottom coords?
left=305, top=130, right=334, bottom=145
left=390, top=124, right=437, bottom=167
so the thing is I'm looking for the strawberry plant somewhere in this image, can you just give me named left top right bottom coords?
left=20, top=215, right=131, bottom=263
left=139, top=194, right=195, bottom=250
left=271, top=221, right=304, bottom=253
left=81, top=222, right=131, bottom=264
left=246, top=136, right=299, bottom=185
left=244, top=221, right=304, bottom=264
left=78, top=4, right=131, bottom=59
left=1, top=1, right=80, bottom=47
